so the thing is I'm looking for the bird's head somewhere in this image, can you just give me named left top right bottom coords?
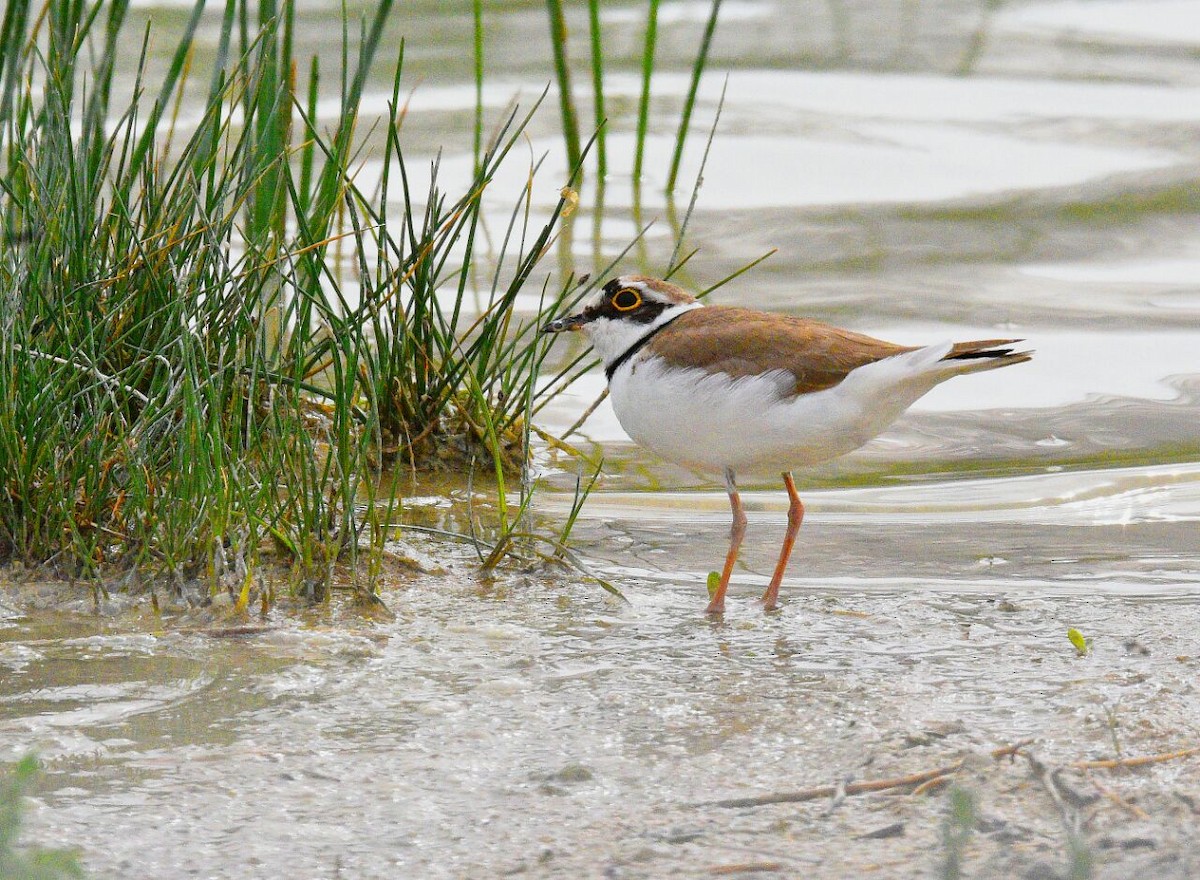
left=541, top=275, right=702, bottom=365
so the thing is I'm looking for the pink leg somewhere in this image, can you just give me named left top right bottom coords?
left=761, top=472, right=804, bottom=611
left=705, top=468, right=746, bottom=615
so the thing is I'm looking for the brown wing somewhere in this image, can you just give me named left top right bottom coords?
left=644, top=306, right=915, bottom=395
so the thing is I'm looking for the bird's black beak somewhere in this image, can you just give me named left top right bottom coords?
left=540, top=312, right=588, bottom=334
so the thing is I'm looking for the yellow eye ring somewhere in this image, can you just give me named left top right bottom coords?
left=612, top=288, right=641, bottom=311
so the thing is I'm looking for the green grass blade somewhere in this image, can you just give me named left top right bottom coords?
left=128, top=0, right=208, bottom=176
left=586, top=0, right=607, bottom=179
left=666, top=0, right=722, bottom=192
left=632, top=0, right=660, bottom=184
left=472, top=0, right=484, bottom=174
left=545, top=0, right=582, bottom=174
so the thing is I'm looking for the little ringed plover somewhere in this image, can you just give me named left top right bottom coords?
left=542, top=275, right=1032, bottom=615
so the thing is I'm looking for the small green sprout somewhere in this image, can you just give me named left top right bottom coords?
left=940, top=785, right=978, bottom=880
left=706, top=571, right=721, bottom=599
left=1067, top=628, right=1093, bottom=656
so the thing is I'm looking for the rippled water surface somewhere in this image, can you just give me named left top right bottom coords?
left=4, top=0, right=1200, bottom=877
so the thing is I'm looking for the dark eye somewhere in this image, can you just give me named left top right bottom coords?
left=612, top=288, right=641, bottom=311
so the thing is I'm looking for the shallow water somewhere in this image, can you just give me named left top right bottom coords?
left=5, top=0, right=1200, bottom=877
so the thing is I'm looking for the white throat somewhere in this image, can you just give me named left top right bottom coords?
left=584, top=302, right=703, bottom=370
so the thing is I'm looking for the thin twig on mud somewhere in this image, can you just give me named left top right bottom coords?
left=1073, top=745, right=1200, bottom=771
left=992, top=738, right=1036, bottom=760
left=707, top=862, right=785, bottom=876
left=1085, top=770, right=1151, bottom=821
left=708, top=763, right=964, bottom=809
left=910, top=774, right=954, bottom=796
left=704, top=741, right=1033, bottom=810
left=702, top=741, right=1199, bottom=811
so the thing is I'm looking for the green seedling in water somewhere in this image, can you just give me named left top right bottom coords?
left=1067, top=628, right=1093, bottom=656
left=706, top=571, right=721, bottom=600
left=939, top=785, right=978, bottom=880
left=1067, top=832, right=1095, bottom=880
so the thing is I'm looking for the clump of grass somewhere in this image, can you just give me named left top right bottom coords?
left=0, top=756, right=86, bottom=879
left=0, top=0, right=597, bottom=600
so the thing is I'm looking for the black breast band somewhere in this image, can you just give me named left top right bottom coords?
left=604, top=313, right=686, bottom=383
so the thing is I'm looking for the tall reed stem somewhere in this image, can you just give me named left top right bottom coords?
left=586, top=0, right=607, bottom=180
left=545, top=0, right=582, bottom=175
left=667, top=0, right=722, bottom=192
left=472, top=0, right=484, bottom=174
left=632, top=0, right=660, bottom=183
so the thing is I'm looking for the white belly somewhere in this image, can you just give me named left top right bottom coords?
left=609, top=349, right=950, bottom=475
